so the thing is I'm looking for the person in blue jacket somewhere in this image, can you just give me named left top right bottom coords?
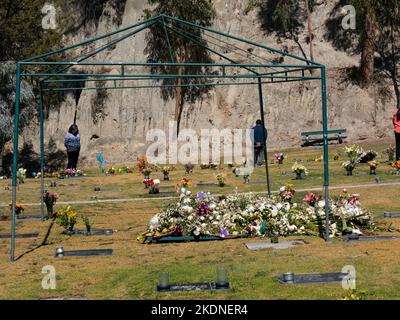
left=64, top=124, right=81, bottom=170
left=252, top=119, right=268, bottom=167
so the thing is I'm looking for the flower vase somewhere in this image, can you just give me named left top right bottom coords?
left=180, top=187, right=187, bottom=194
left=346, top=169, right=353, bottom=176
left=278, top=159, right=283, bottom=165
left=370, top=168, right=376, bottom=175
left=295, top=172, right=302, bottom=180
left=163, top=174, right=169, bottom=181
left=243, top=176, right=249, bottom=184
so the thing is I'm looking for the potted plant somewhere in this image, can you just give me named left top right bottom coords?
left=162, top=166, right=171, bottom=181
left=43, top=192, right=58, bottom=218
left=368, top=161, right=378, bottom=175
left=291, top=162, right=308, bottom=180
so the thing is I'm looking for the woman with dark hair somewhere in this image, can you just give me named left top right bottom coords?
left=64, top=124, right=81, bottom=169
left=394, top=109, right=400, bottom=161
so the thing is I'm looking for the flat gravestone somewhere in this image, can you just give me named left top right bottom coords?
left=246, top=240, right=306, bottom=250
left=159, top=186, right=175, bottom=190
left=62, top=229, right=113, bottom=235
left=381, top=213, right=400, bottom=218
left=196, top=183, right=220, bottom=187
left=277, top=272, right=352, bottom=285
left=250, top=181, right=268, bottom=185
left=0, top=233, right=39, bottom=239
left=344, top=235, right=400, bottom=242
left=147, top=192, right=177, bottom=197
left=56, top=249, right=113, bottom=257
left=157, top=282, right=229, bottom=292
left=17, top=215, right=44, bottom=221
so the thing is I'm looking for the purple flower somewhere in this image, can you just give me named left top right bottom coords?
left=197, top=201, right=211, bottom=216
left=196, top=192, right=206, bottom=199
left=219, top=227, right=229, bottom=238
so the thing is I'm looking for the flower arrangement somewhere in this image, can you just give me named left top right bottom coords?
left=9, top=202, right=25, bottom=215
left=303, top=193, right=320, bottom=207
left=51, top=172, right=60, bottom=178
left=180, top=178, right=189, bottom=188
left=342, top=160, right=358, bottom=175
left=184, top=163, right=195, bottom=174
left=278, top=184, right=296, bottom=202
left=200, top=163, right=210, bottom=169
left=291, top=162, right=308, bottom=179
left=118, top=166, right=133, bottom=174
left=139, top=187, right=374, bottom=242
left=210, top=162, right=219, bottom=169
left=143, top=178, right=152, bottom=189
left=43, top=192, right=58, bottom=217
left=342, top=145, right=363, bottom=175
left=216, top=174, right=226, bottom=187
left=149, top=179, right=160, bottom=194
left=63, top=169, right=85, bottom=177
left=17, top=168, right=26, bottom=184
left=162, top=166, right=172, bottom=180
left=344, top=145, right=363, bottom=160
left=136, top=155, right=151, bottom=173
left=177, top=178, right=190, bottom=193
left=384, top=146, right=395, bottom=162
left=273, top=153, right=286, bottom=164
left=392, top=160, right=400, bottom=174
left=108, top=167, right=116, bottom=174
left=55, top=206, right=77, bottom=231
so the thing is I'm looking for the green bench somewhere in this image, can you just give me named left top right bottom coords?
left=301, top=129, right=347, bottom=146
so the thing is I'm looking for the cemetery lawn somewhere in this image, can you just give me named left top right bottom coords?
left=0, top=140, right=400, bottom=299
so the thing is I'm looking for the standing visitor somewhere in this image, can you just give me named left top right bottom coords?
left=252, top=119, right=268, bottom=167
left=64, top=124, right=81, bottom=170
left=394, top=109, right=400, bottom=161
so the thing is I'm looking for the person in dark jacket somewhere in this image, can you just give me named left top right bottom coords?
left=64, top=124, right=81, bottom=170
left=252, top=119, right=268, bottom=167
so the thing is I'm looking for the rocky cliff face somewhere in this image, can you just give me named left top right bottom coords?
left=27, top=0, right=396, bottom=166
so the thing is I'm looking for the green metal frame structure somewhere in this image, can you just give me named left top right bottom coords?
left=10, top=14, right=330, bottom=261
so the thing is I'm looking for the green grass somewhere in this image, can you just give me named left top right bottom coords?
left=0, top=141, right=400, bottom=300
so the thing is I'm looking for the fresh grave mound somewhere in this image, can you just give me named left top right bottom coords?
left=137, top=186, right=375, bottom=243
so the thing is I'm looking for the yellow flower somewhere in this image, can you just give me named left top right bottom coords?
left=162, top=228, right=168, bottom=234
left=169, top=226, right=174, bottom=230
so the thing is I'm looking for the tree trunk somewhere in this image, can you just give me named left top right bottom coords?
left=304, top=0, right=314, bottom=74
left=360, top=8, right=377, bottom=88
